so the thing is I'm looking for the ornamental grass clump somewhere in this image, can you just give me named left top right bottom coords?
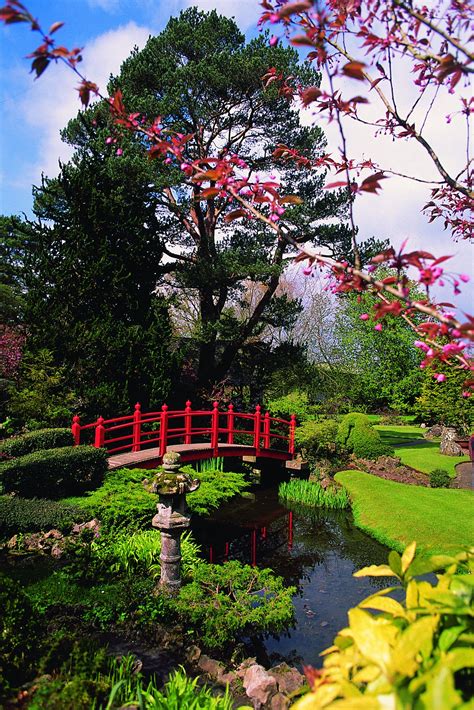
left=279, top=478, right=350, bottom=510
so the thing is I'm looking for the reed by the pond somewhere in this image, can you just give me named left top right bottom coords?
left=194, top=456, right=225, bottom=474
left=279, top=478, right=350, bottom=510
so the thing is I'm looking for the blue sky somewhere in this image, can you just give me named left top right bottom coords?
left=1, top=0, right=472, bottom=314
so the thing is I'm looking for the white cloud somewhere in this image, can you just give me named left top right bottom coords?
left=182, top=0, right=260, bottom=30
left=15, top=21, right=152, bottom=184
left=87, top=0, right=121, bottom=11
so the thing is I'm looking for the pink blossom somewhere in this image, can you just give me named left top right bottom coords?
left=302, top=266, right=313, bottom=276
left=459, top=274, right=470, bottom=283
left=462, top=391, right=471, bottom=398
left=434, top=373, right=446, bottom=382
left=374, top=323, right=382, bottom=331
left=270, top=35, right=279, bottom=46
left=106, top=136, right=113, bottom=144
left=116, top=148, right=123, bottom=156
left=360, top=313, right=370, bottom=321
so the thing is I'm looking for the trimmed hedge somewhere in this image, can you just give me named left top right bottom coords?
left=0, top=446, right=108, bottom=498
left=336, top=412, right=393, bottom=460
left=294, top=419, right=339, bottom=462
left=0, top=496, right=84, bottom=536
left=0, top=428, right=73, bottom=458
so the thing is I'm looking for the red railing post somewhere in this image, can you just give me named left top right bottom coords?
left=211, top=401, right=219, bottom=457
left=94, top=416, right=105, bottom=448
left=159, top=404, right=168, bottom=457
left=132, top=402, right=141, bottom=452
left=227, top=403, right=234, bottom=444
left=263, top=411, right=270, bottom=449
left=72, top=415, right=81, bottom=446
left=254, top=404, right=261, bottom=455
left=184, top=400, right=192, bottom=445
left=289, top=413, right=296, bottom=454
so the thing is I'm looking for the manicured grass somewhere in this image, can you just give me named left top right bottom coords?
left=375, top=424, right=425, bottom=446
left=393, top=440, right=468, bottom=477
left=335, top=470, right=474, bottom=556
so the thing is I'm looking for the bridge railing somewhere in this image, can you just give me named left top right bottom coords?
left=72, top=401, right=296, bottom=457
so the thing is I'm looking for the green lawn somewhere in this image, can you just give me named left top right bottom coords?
left=335, top=470, right=474, bottom=556
left=375, top=424, right=425, bottom=446
left=374, top=424, right=469, bottom=477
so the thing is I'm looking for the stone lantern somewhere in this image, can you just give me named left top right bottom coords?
left=151, top=451, right=200, bottom=593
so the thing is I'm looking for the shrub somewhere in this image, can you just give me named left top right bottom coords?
left=0, top=428, right=73, bottom=458
left=293, top=544, right=474, bottom=709
left=336, top=412, right=393, bottom=460
left=176, top=561, right=295, bottom=649
left=335, top=412, right=371, bottom=449
left=267, top=389, right=313, bottom=421
left=294, top=419, right=338, bottom=463
left=0, top=446, right=107, bottom=498
left=0, top=496, right=84, bottom=536
left=184, top=467, right=249, bottom=516
left=279, top=478, right=349, bottom=510
left=0, top=574, right=42, bottom=696
left=429, top=468, right=451, bottom=488
left=349, top=423, right=394, bottom=460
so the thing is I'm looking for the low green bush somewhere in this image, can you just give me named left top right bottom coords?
left=0, top=574, right=42, bottom=697
left=429, top=468, right=451, bottom=488
left=184, top=467, right=249, bottom=516
left=267, top=389, right=314, bottom=421
left=279, top=478, right=350, bottom=510
left=336, top=412, right=393, bottom=460
left=294, top=419, right=338, bottom=463
left=349, top=422, right=394, bottom=459
left=0, top=496, right=84, bottom=536
left=0, top=428, right=73, bottom=458
left=0, top=446, right=107, bottom=498
left=335, top=412, right=371, bottom=449
left=175, top=560, right=295, bottom=649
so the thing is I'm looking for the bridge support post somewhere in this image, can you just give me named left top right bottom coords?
left=94, top=416, right=105, bottom=448
left=72, top=415, right=81, bottom=446
left=159, top=404, right=168, bottom=457
left=132, top=403, right=141, bottom=452
left=254, top=404, right=261, bottom=456
left=227, top=403, right=234, bottom=444
left=263, top=411, right=270, bottom=449
left=184, top=400, right=192, bottom=445
left=151, top=452, right=200, bottom=594
left=211, top=401, right=219, bottom=457
left=289, top=413, right=296, bottom=455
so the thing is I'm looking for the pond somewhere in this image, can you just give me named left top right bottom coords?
left=192, top=483, right=391, bottom=669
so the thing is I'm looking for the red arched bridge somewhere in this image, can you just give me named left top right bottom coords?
left=72, top=402, right=296, bottom=470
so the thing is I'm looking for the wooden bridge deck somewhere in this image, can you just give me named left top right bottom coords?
left=108, top=443, right=293, bottom=470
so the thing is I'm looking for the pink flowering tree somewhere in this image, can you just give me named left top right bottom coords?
left=0, top=326, right=25, bottom=382
left=1, top=0, right=472, bottom=395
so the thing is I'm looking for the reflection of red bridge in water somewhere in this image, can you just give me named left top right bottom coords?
left=72, top=401, right=296, bottom=470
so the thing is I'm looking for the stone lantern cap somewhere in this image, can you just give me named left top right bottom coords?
left=151, top=451, right=200, bottom=496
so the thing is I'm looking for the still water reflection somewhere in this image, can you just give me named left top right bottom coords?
left=193, top=485, right=391, bottom=668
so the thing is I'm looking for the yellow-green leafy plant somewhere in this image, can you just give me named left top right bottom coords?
left=294, top=542, right=474, bottom=709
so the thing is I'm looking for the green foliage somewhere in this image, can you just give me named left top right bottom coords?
left=175, top=561, right=295, bottom=649
left=0, top=445, right=107, bottom=498
left=0, top=574, right=42, bottom=696
left=6, top=349, right=78, bottom=428
left=64, top=465, right=249, bottom=532
left=95, top=529, right=201, bottom=580
left=430, top=468, right=451, bottom=488
left=0, top=495, right=84, bottom=537
left=415, top=363, right=474, bottom=435
left=194, top=456, right=224, bottom=474
left=336, top=412, right=393, bottom=460
left=335, top=470, right=474, bottom=556
left=294, top=419, right=338, bottom=463
left=294, top=544, right=474, bottom=709
left=185, top=468, right=249, bottom=516
left=0, top=427, right=73, bottom=457
left=393, top=439, right=467, bottom=478
left=267, top=390, right=312, bottom=421
left=106, top=666, right=234, bottom=710
left=279, top=478, right=350, bottom=510
left=64, top=467, right=156, bottom=532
